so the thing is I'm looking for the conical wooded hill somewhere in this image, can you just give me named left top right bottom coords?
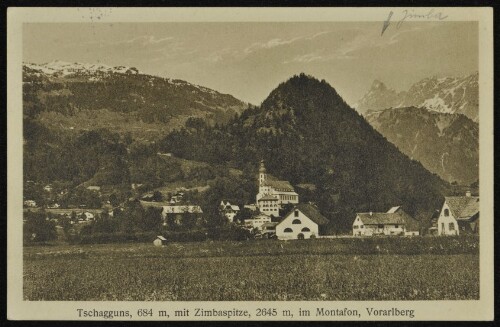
left=160, top=73, right=450, bottom=232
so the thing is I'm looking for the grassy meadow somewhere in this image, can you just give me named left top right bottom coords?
left=24, top=236, right=479, bottom=301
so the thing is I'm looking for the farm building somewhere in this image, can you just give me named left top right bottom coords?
left=352, top=206, right=420, bottom=236
left=86, top=185, right=101, bottom=192
left=161, top=205, right=203, bottom=227
left=220, top=201, right=240, bottom=222
left=153, top=236, right=167, bottom=246
left=275, top=204, right=329, bottom=240
left=244, top=213, right=272, bottom=230
left=256, top=160, right=299, bottom=214
left=437, top=192, right=479, bottom=236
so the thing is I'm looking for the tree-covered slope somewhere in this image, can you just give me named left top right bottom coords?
left=160, top=74, right=450, bottom=232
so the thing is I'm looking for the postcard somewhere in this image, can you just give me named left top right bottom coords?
left=7, top=7, right=494, bottom=321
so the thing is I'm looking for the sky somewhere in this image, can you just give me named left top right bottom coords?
left=23, top=22, right=478, bottom=106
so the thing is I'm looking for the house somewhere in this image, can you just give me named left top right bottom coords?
left=256, top=160, right=299, bottom=216
left=427, top=209, right=442, bottom=236
left=220, top=201, right=240, bottom=222
left=261, top=222, right=279, bottom=238
left=161, top=205, right=203, bottom=227
left=275, top=204, right=329, bottom=240
left=169, top=192, right=185, bottom=204
left=244, top=213, right=272, bottom=230
left=153, top=236, right=167, bottom=247
left=131, top=183, right=143, bottom=190
left=23, top=200, right=37, bottom=208
left=47, top=203, right=60, bottom=209
left=78, top=211, right=95, bottom=223
left=437, top=192, right=479, bottom=236
left=244, top=204, right=258, bottom=211
left=86, top=185, right=101, bottom=192
left=257, top=195, right=279, bottom=217
left=43, top=185, right=53, bottom=192
left=353, top=206, right=420, bottom=236
left=83, top=212, right=95, bottom=221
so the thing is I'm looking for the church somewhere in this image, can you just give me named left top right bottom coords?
left=256, top=160, right=299, bottom=217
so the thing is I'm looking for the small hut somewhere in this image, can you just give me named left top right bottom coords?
left=153, top=235, right=167, bottom=247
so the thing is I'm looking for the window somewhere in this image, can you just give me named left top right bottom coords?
left=302, top=227, right=311, bottom=232
left=294, top=210, right=299, bottom=217
left=444, top=209, right=449, bottom=217
left=292, top=219, right=301, bottom=224
left=378, top=224, right=383, bottom=229
left=449, top=223, right=455, bottom=230
left=284, top=228, right=293, bottom=233
left=361, top=225, right=364, bottom=229
left=395, top=225, right=399, bottom=228
left=353, top=225, right=359, bottom=229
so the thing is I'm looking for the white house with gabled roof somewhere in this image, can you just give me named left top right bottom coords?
left=437, top=192, right=479, bottom=236
left=275, top=204, right=329, bottom=240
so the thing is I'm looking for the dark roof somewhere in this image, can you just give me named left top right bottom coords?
left=357, top=213, right=405, bottom=225
left=293, top=203, right=329, bottom=225
left=258, top=195, right=278, bottom=201
left=261, top=222, right=279, bottom=229
left=267, top=180, right=294, bottom=191
left=356, top=208, right=421, bottom=232
left=445, top=196, right=479, bottom=220
left=398, top=210, right=421, bottom=232
left=265, top=174, right=295, bottom=191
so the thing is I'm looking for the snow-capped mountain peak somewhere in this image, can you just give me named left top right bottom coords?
left=24, top=60, right=141, bottom=77
left=355, top=72, right=479, bottom=122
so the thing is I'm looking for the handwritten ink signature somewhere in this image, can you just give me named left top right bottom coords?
left=381, top=9, right=448, bottom=36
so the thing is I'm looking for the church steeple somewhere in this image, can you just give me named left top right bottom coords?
left=259, top=160, right=266, bottom=186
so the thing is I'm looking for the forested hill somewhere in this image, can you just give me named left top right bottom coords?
left=23, top=61, right=248, bottom=141
left=160, top=73, right=450, bottom=231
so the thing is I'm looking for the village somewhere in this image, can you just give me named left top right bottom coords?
left=23, top=159, right=480, bottom=244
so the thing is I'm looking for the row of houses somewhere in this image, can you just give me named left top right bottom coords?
left=351, top=192, right=479, bottom=237
left=235, top=161, right=480, bottom=239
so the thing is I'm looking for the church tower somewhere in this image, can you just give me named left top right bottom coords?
left=259, top=160, right=267, bottom=187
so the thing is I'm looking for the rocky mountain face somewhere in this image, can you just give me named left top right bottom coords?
left=366, top=107, right=478, bottom=185
left=23, top=61, right=247, bottom=141
left=160, top=74, right=450, bottom=232
left=356, top=72, right=479, bottom=122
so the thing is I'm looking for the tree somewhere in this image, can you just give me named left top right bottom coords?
left=23, top=211, right=57, bottom=243
left=152, top=191, right=163, bottom=202
left=234, top=207, right=253, bottom=223
left=141, top=207, right=163, bottom=231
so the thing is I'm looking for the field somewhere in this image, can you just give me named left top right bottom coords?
left=24, top=237, right=479, bottom=301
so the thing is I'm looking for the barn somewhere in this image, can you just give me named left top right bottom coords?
left=275, top=204, right=329, bottom=240
left=352, top=206, right=420, bottom=236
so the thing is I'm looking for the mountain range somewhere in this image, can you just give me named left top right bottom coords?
left=355, top=72, right=479, bottom=122
left=366, top=107, right=478, bottom=185
left=23, top=61, right=248, bottom=141
left=23, top=64, right=472, bottom=232
left=355, top=72, right=479, bottom=185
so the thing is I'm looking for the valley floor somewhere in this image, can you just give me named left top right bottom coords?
left=23, top=238, right=479, bottom=301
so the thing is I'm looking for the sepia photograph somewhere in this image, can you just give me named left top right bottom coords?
left=7, top=7, right=494, bottom=321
